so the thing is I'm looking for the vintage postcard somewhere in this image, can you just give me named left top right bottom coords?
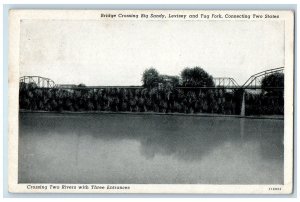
left=8, top=10, right=294, bottom=194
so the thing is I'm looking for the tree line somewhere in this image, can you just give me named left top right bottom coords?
left=19, top=67, right=284, bottom=115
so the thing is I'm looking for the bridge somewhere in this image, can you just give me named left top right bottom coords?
left=20, top=76, right=56, bottom=88
left=19, top=67, right=284, bottom=90
left=241, top=67, right=284, bottom=89
left=213, top=77, right=239, bottom=88
left=211, top=67, right=284, bottom=89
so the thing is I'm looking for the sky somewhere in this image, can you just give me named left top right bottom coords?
left=19, top=19, right=284, bottom=86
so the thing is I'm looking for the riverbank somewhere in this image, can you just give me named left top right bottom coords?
left=19, top=109, right=284, bottom=120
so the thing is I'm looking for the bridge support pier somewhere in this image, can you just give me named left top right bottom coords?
left=240, top=91, right=245, bottom=116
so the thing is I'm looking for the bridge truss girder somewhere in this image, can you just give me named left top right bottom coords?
left=213, top=77, right=239, bottom=88
left=19, top=76, right=56, bottom=88
left=242, top=67, right=284, bottom=89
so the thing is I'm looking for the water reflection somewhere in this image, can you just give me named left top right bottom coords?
left=19, top=113, right=283, bottom=184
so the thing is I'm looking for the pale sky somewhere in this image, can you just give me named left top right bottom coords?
left=20, top=19, right=284, bottom=86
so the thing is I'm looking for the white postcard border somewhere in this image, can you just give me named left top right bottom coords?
left=8, top=9, right=294, bottom=194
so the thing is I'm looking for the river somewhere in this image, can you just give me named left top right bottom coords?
left=18, top=112, right=283, bottom=184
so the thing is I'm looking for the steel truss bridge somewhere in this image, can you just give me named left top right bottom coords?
left=213, top=77, right=239, bottom=88
left=241, top=67, right=284, bottom=89
left=19, top=67, right=284, bottom=90
left=20, top=76, right=56, bottom=88
left=212, top=67, right=284, bottom=89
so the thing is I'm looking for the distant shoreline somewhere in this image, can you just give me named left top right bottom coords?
left=19, top=110, right=284, bottom=120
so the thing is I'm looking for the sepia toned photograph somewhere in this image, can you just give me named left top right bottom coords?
left=8, top=10, right=294, bottom=194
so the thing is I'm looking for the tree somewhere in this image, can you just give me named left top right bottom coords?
left=261, top=73, right=284, bottom=94
left=142, top=68, right=160, bottom=88
left=181, top=67, right=214, bottom=87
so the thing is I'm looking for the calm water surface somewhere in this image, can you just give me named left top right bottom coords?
left=19, top=113, right=283, bottom=184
